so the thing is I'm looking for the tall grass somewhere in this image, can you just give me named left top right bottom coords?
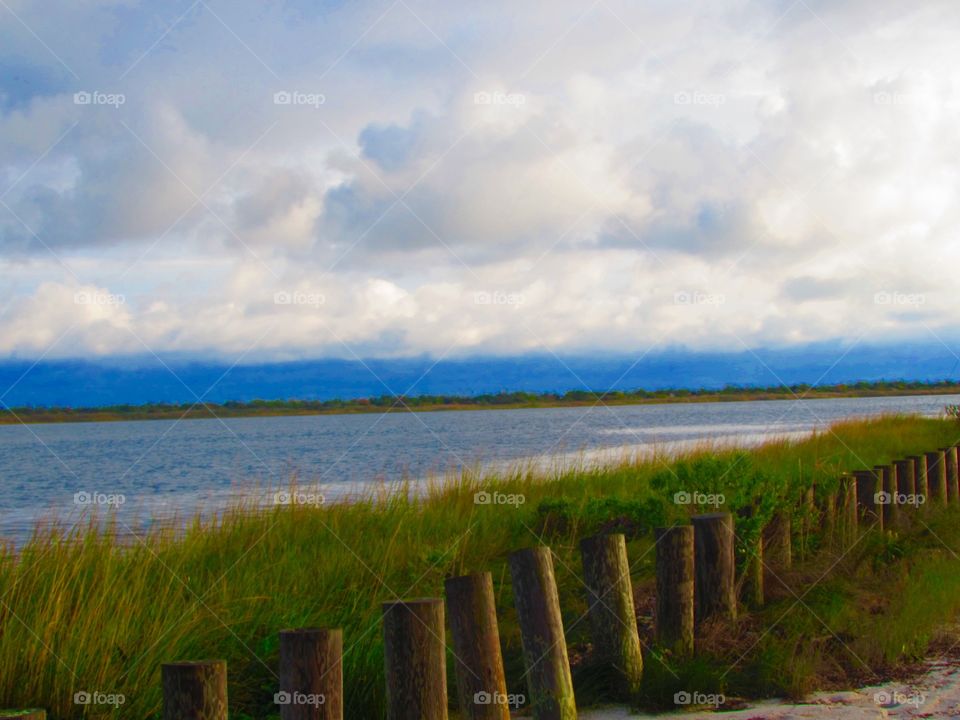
left=0, top=414, right=958, bottom=718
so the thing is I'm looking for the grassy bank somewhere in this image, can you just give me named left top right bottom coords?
left=4, top=379, right=960, bottom=425
left=3, top=415, right=960, bottom=718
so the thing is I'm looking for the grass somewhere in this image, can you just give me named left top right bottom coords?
left=1, top=414, right=960, bottom=717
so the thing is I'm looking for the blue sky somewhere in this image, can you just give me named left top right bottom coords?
left=0, top=0, right=957, bottom=363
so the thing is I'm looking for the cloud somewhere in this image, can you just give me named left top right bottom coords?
left=1, top=0, right=959, bottom=361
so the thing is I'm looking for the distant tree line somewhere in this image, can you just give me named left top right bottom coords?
left=2, top=378, right=960, bottom=422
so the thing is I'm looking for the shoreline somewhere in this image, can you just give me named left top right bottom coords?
left=2, top=384, right=959, bottom=426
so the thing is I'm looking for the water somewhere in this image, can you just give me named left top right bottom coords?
left=0, top=394, right=955, bottom=543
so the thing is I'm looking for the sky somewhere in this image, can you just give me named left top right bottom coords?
left=1, top=0, right=958, bottom=365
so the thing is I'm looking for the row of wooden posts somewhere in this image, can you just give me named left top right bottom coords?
left=10, top=445, right=960, bottom=720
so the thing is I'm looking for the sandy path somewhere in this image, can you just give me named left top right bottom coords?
left=579, top=660, right=960, bottom=718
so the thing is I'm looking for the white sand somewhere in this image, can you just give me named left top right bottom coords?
left=579, top=659, right=960, bottom=718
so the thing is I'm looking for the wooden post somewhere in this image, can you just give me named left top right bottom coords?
left=444, top=573, right=510, bottom=720
left=278, top=628, right=343, bottom=720
left=909, top=455, right=927, bottom=499
left=842, top=475, right=858, bottom=544
left=763, top=511, right=792, bottom=572
left=874, top=465, right=897, bottom=529
left=820, top=488, right=837, bottom=546
left=943, top=447, right=959, bottom=504
left=162, top=660, right=228, bottom=720
left=692, top=513, right=736, bottom=623
left=0, top=712, right=45, bottom=719
left=579, top=534, right=643, bottom=698
left=654, top=525, right=694, bottom=656
left=509, top=547, right=577, bottom=720
left=926, top=451, right=948, bottom=506
left=894, top=459, right=914, bottom=504
left=853, top=470, right=882, bottom=529
left=382, top=599, right=448, bottom=720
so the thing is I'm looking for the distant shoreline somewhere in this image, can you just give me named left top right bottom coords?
left=2, top=381, right=959, bottom=426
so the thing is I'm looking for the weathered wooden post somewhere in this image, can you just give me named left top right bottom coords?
left=382, top=599, right=448, bottom=720
left=926, top=451, right=948, bottom=506
left=874, top=465, right=898, bottom=529
left=894, top=459, right=915, bottom=512
left=692, top=513, right=736, bottom=623
left=819, top=486, right=837, bottom=545
left=654, top=525, right=694, bottom=656
left=162, top=660, right=228, bottom=720
left=579, top=534, right=643, bottom=698
left=278, top=628, right=343, bottom=720
left=909, top=455, right=927, bottom=499
left=853, top=470, right=882, bottom=530
left=943, top=447, right=959, bottom=504
left=444, top=573, right=510, bottom=720
left=762, top=510, right=792, bottom=593
left=509, top=547, right=577, bottom=720
left=842, top=475, right=858, bottom=544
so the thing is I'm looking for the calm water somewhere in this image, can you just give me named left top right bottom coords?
left=0, top=394, right=956, bottom=543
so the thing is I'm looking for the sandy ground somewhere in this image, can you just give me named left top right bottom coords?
left=579, top=659, right=960, bottom=718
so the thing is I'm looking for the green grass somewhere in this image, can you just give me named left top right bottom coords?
left=1, top=414, right=960, bottom=718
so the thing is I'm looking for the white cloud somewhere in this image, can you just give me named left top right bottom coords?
left=1, top=0, right=959, bottom=360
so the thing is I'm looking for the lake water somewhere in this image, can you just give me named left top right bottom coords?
left=0, top=394, right=956, bottom=543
